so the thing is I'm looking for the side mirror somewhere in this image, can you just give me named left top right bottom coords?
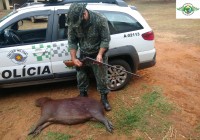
left=18, top=20, right=23, bottom=26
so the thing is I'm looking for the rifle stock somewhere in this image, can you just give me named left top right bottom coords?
left=63, top=60, right=75, bottom=67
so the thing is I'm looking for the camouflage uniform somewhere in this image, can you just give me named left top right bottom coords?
left=67, top=3, right=111, bottom=95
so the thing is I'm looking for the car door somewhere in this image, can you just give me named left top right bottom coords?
left=50, top=8, right=78, bottom=79
left=0, top=8, right=54, bottom=86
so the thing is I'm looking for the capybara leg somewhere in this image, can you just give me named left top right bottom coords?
left=106, top=119, right=113, bottom=131
left=28, top=116, right=48, bottom=135
left=103, top=118, right=113, bottom=133
left=32, top=122, right=52, bottom=137
left=92, top=114, right=113, bottom=133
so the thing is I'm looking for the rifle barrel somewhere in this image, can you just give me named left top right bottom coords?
left=85, top=57, right=141, bottom=77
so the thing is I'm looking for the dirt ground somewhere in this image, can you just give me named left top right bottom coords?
left=0, top=2, right=200, bottom=140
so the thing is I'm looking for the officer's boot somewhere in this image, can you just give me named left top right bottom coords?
left=80, top=91, right=88, bottom=97
left=101, top=94, right=111, bottom=111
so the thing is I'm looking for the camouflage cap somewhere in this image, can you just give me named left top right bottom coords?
left=67, top=3, right=87, bottom=27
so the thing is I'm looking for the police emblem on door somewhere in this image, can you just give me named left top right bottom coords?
left=7, top=49, right=28, bottom=65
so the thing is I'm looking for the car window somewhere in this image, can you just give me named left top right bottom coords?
left=57, top=14, right=68, bottom=40
left=19, top=16, right=48, bottom=30
left=0, top=15, right=49, bottom=47
left=101, top=11, right=143, bottom=34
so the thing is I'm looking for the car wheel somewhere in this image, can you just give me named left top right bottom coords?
left=31, top=17, right=36, bottom=23
left=107, top=59, right=132, bottom=91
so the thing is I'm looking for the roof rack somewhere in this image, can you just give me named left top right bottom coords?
left=45, top=0, right=128, bottom=7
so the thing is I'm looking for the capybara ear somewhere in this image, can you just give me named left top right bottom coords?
left=35, top=97, right=51, bottom=107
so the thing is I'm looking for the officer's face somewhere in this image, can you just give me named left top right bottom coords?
left=82, top=10, right=89, bottom=22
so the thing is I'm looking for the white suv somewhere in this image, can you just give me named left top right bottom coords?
left=0, top=0, right=156, bottom=90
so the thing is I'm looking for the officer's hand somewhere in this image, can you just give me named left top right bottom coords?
left=96, top=54, right=103, bottom=63
left=73, top=59, right=83, bottom=67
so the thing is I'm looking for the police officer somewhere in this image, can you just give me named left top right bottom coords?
left=67, top=3, right=111, bottom=111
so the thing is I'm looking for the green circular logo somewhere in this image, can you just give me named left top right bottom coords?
left=177, top=3, right=199, bottom=16
left=183, top=3, right=194, bottom=15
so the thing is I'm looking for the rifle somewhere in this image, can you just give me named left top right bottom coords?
left=63, top=57, right=141, bottom=77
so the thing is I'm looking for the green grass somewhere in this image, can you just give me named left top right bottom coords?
left=114, top=86, right=174, bottom=138
left=44, top=132, right=73, bottom=140
left=196, top=125, right=200, bottom=132
left=27, top=132, right=73, bottom=140
left=88, top=121, right=105, bottom=129
left=136, top=137, right=145, bottom=140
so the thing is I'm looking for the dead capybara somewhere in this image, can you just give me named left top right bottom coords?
left=28, top=96, right=113, bottom=136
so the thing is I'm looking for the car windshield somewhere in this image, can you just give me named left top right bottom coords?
left=0, top=11, right=16, bottom=23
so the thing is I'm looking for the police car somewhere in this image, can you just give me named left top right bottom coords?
left=0, top=0, right=156, bottom=90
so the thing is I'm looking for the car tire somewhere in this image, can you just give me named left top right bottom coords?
left=107, top=59, right=132, bottom=91
left=31, top=17, right=36, bottom=23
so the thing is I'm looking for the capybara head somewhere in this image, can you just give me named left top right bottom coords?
left=35, top=97, right=52, bottom=107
